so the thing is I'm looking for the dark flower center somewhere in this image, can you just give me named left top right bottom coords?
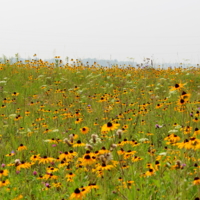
left=107, top=122, right=113, bottom=127
left=182, top=91, right=187, bottom=95
left=180, top=99, right=185, bottom=104
left=74, top=188, right=81, bottom=194
left=175, top=84, right=179, bottom=88
left=84, top=155, right=91, bottom=159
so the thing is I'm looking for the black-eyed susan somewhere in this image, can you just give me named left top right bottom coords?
left=97, top=147, right=110, bottom=155
left=193, top=117, right=199, bottom=123
left=145, top=168, right=155, bottom=176
left=193, top=177, right=200, bottom=185
left=131, top=155, right=143, bottom=162
left=194, top=128, right=200, bottom=136
left=181, top=126, right=192, bottom=134
left=12, top=92, right=19, bottom=96
left=177, top=98, right=187, bottom=106
left=156, top=103, right=163, bottom=109
left=170, top=83, right=186, bottom=91
left=52, top=182, right=62, bottom=188
left=126, top=180, right=135, bottom=188
left=80, top=127, right=89, bottom=134
left=58, top=160, right=69, bottom=168
left=17, top=144, right=27, bottom=151
left=101, top=122, right=120, bottom=132
left=16, top=161, right=32, bottom=171
left=164, top=134, right=180, bottom=145
left=0, top=169, right=8, bottom=178
left=95, top=163, right=114, bottom=171
left=181, top=91, right=191, bottom=100
left=0, top=179, right=10, bottom=187
left=73, top=140, right=85, bottom=147
left=46, top=166, right=58, bottom=173
left=78, top=154, right=96, bottom=166
left=66, top=172, right=76, bottom=182
left=38, top=156, right=54, bottom=164
left=42, top=173, right=58, bottom=180
left=69, top=188, right=85, bottom=199
left=6, top=152, right=15, bottom=157
left=75, top=118, right=83, bottom=124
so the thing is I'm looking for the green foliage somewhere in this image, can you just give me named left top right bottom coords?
left=0, top=61, right=199, bottom=199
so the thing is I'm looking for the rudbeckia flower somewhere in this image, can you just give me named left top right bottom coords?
left=69, top=188, right=86, bottom=199
left=101, top=122, right=120, bottom=132
left=17, top=144, right=27, bottom=151
left=38, top=156, right=54, bottom=164
left=0, top=169, right=9, bottom=178
left=170, top=83, right=186, bottom=91
left=193, top=177, right=200, bottom=185
left=0, top=179, right=10, bottom=187
left=80, top=127, right=89, bottom=134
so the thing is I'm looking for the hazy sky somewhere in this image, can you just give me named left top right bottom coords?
left=1, top=0, right=200, bottom=63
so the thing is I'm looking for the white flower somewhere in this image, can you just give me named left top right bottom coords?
left=169, top=90, right=177, bottom=95
left=52, top=129, right=59, bottom=132
left=9, top=114, right=17, bottom=119
left=168, top=130, right=178, bottom=133
left=85, top=144, right=93, bottom=150
left=174, top=125, right=182, bottom=130
left=43, top=139, right=51, bottom=142
left=139, top=138, right=149, bottom=142
left=159, top=152, right=167, bottom=156
left=0, top=81, right=7, bottom=84
left=38, top=75, right=44, bottom=78
left=40, top=85, right=47, bottom=89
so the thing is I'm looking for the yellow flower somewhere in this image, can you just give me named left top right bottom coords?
left=80, top=127, right=89, bottom=134
left=78, top=154, right=96, bottom=166
left=38, top=156, right=54, bottom=164
left=101, top=122, right=120, bottom=132
left=70, top=188, right=86, bottom=199
left=0, top=169, right=9, bottom=178
left=12, top=92, right=19, bottom=96
left=0, top=179, right=10, bottom=187
left=170, top=83, right=186, bottom=91
left=41, top=173, right=58, bottom=180
left=16, top=161, right=32, bottom=171
left=73, top=140, right=85, bottom=147
left=30, top=154, right=40, bottom=162
left=11, top=195, right=23, bottom=200
left=46, top=166, right=58, bottom=173
left=17, top=144, right=27, bottom=151
left=95, top=163, right=114, bottom=171
left=66, top=172, right=76, bottom=182
left=6, top=153, right=15, bottom=157
left=145, top=168, right=155, bottom=176
left=52, top=182, right=62, bottom=188
left=193, top=177, right=200, bottom=185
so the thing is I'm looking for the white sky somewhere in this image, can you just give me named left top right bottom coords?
left=1, top=0, right=200, bottom=63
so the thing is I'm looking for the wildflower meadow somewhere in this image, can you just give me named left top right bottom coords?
left=0, top=57, right=200, bottom=200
